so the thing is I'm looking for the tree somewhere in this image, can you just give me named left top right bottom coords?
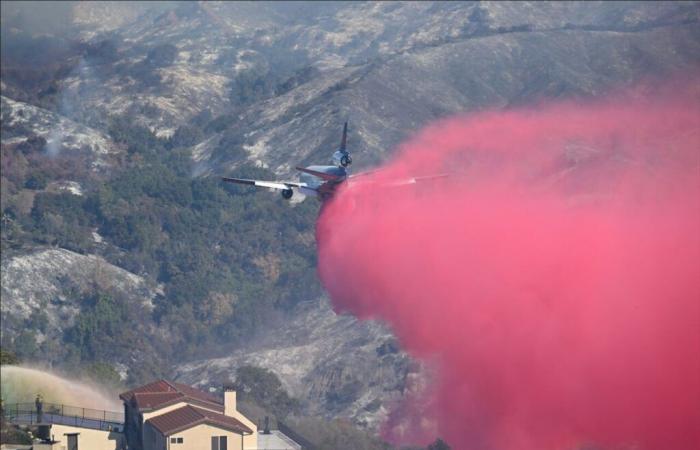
left=0, top=348, right=19, bottom=365
left=234, top=366, right=300, bottom=418
left=24, top=172, right=47, bottom=190
left=65, top=293, right=130, bottom=361
left=169, top=124, right=204, bottom=149
left=283, top=416, right=392, bottom=450
left=146, top=43, right=178, bottom=68
left=196, top=291, right=236, bottom=326
left=84, top=362, right=122, bottom=389
left=14, top=190, right=34, bottom=216
left=85, top=39, right=119, bottom=64
left=13, top=330, right=37, bottom=360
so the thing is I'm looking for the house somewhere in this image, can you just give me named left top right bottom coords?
left=119, top=380, right=257, bottom=450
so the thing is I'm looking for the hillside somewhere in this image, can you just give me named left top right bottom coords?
left=1, top=96, right=121, bottom=169
left=1, top=0, right=699, bottom=440
left=176, top=298, right=420, bottom=430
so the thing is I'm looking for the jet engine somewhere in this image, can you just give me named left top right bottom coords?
left=281, top=188, right=294, bottom=200
left=332, top=150, right=352, bottom=168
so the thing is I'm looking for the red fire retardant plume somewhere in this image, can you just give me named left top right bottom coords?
left=317, top=81, right=700, bottom=450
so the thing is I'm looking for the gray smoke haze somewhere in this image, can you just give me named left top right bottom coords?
left=1, top=1, right=77, bottom=37
left=0, top=1, right=180, bottom=37
left=1, top=1, right=351, bottom=38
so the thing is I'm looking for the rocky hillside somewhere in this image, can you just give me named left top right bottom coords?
left=1, top=247, right=157, bottom=329
left=200, top=18, right=700, bottom=176
left=175, top=297, right=420, bottom=429
left=0, top=247, right=165, bottom=380
left=1, top=96, right=121, bottom=170
left=4, top=2, right=698, bottom=173
left=2, top=0, right=699, bottom=435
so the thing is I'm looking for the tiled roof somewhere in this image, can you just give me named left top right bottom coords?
left=120, top=379, right=223, bottom=412
left=132, top=392, right=183, bottom=410
left=145, top=405, right=203, bottom=435
left=168, top=381, right=221, bottom=405
left=120, top=380, right=176, bottom=399
left=146, top=405, right=253, bottom=436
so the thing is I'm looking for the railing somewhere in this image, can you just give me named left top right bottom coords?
left=3, top=402, right=124, bottom=432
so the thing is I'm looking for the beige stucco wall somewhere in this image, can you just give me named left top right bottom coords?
left=224, top=392, right=258, bottom=450
left=50, top=423, right=125, bottom=450
left=162, top=424, right=247, bottom=450
left=228, top=411, right=257, bottom=450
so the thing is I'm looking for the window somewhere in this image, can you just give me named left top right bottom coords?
left=170, top=437, right=184, bottom=444
left=65, top=433, right=79, bottom=450
left=211, top=436, right=227, bottom=450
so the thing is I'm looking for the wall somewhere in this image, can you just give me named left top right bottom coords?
left=161, top=424, right=247, bottom=450
left=143, top=421, right=166, bottom=450
left=49, top=423, right=125, bottom=450
left=224, top=393, right=257, bottom=450
left=227, top=411, right=257, bottom=450
left=124, top=402, right=142, bottom=450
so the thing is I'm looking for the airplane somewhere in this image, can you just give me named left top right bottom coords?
left=222, top=122, right=445, bottom=201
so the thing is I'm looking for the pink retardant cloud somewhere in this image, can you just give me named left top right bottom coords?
left=317, top=79, right=700, bottom=450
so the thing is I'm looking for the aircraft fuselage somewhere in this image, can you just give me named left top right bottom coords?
left=299, top=165, right=348, bottom=199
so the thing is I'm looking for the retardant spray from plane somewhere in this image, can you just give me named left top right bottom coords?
left=317, top=78, right=700, bottom=450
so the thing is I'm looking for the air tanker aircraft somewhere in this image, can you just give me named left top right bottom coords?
left=222, top=122, right=444, bottom=201
left=222, top=122, right=354, bottom=201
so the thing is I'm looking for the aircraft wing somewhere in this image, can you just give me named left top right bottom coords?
left=222, top=177, right=306, bottom=191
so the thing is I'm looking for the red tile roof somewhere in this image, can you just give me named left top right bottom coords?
left=146, top=405, right=253, bottom=436
left=169, top=381, right=221, bottom=405
left=121, top=380, right=175, bottom=397
left=120, top=379, right=223, bottom=412
left=132, top=392, right=183, bottom=410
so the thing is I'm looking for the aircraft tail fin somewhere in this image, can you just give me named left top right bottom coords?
left=340, top=121, right=347, bottom=151
left=331, top=121, right=352, bottom=167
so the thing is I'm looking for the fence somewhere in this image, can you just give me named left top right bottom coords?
left=3, top=402, right=124, bottom=432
